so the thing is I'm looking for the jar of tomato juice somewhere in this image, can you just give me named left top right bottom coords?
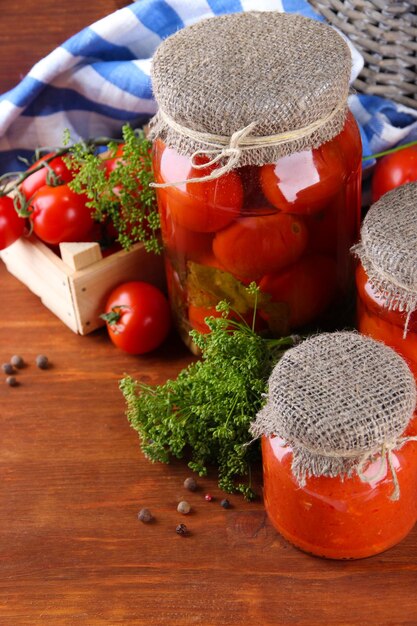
left=251, top=332, right=417, bottom=559
left=354, top=182, right=417, bottom=379
left=149, top=13, right=362, bottom=351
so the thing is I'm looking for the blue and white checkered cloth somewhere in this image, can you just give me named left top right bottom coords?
left=1, top=0, right=417, bottom=174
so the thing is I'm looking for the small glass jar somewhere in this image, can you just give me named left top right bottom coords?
left=250, top=332, right=417, bottom=560
left=262, top=415, right=417, bottom=560
left=354, top=181, right=417, bottom=379
left=153, top=111, right=362, bottom=351
left=356, top=263, right=417, bottom=378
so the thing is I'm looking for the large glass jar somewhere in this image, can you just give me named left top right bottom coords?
left=153, top=112, right=362, bottom=351
left=262, top=416, right=417, bottom=560
left=149, top=12, right=363, bottom=352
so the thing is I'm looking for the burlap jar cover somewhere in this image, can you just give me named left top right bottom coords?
left=149, top=12, right=352, bottom=183
left=250, top=332, right=417, bottom=500
left=353, top=182, right=417, bottom=336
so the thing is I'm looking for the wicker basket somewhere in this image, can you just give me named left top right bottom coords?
left=310, top=0, right=417, bottom=109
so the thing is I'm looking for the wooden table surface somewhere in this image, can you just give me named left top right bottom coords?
left=1, top=3, right=417, bottom=625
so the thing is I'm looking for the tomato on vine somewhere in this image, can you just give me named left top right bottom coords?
left=20, top=152, right=73, bottom=201
left=29, top=184, right=94, bottom=244
left=0, top=196, right=26, bottom=250
left=101, top=144, right=126, bottom=176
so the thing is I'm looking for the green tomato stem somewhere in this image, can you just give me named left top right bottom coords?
left=100, top=305, right=131, bottom=327
left=362, top=139, right=417, bottom=162
left=0, top=137, right=123, bottom=198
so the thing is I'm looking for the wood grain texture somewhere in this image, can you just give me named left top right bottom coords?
left=1, top=3, right=417, bottom=625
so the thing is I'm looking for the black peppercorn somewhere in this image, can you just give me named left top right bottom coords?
left=2, top=363, right=14, bottom=375
left=138, top=508, right=153, bottom=523
left=220, top=499, right=231, bottom=509
left=10, top=355, right=24, bottom=369
left=175, top=523, right=189, bottom=536
left=183, top=477, right=197, bottom=491
left=6, top=376, right=18, bottom=387
left=36, top=355, right=49, bottom=370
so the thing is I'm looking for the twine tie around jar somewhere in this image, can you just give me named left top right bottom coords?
left=251, top=332, right=417, bottom=502
left=357, top=437, right=417, bottom=501
left=269, top=434, right=417, bottom=501
left=150, top=98, right=348, bottom=188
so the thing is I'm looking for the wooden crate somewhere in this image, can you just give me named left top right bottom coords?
left=0, top=236, right=166, bottom=334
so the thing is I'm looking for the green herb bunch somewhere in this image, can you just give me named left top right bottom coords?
left=67, top=125, right=161, bottom=253
left=0, top=124, right=160, bottom=252
left=120, top=289, right=298, bottom=499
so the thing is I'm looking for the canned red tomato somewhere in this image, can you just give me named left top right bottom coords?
left=153, top=111, right=361, bottom=351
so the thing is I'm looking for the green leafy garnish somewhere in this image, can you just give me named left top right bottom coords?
left=120, top=287, right=298, bottom=499
left=67, top=125, right=161, bottom=253
left=0, top=124, right=160, bottom=252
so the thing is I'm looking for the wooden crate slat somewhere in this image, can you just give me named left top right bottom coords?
left=0, top=239, right=80, bottom=332
left=1, top=236, right=71, bottom=296
left=1, top=237, right=165, bottom=335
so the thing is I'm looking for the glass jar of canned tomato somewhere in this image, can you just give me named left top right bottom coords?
left=354, top=181, right=417, bottom=379
left=153, top=111, right=362, bottom=351
left=262, top=416, right=417, bottom=559
left=251, top=332, right=417, bottom=560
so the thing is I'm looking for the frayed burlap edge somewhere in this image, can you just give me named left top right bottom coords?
left=252, top=403, right=360, bottom=486
left=250, top=331, right=417, bottom=499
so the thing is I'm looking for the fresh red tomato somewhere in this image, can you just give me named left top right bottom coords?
left=0, top=196, right=26, bottom=250
left=30, top=184, right=94, bottom=244
left=212, top=211, right=308, bottom=279
left=259, top=255, right=337, bottom=328
left=20, top=152, right=73, bottom=201
left=101, top=144, right=126, bottom=176
left=102, top=281, right=171, bottom=354
left=153, top=140, right=243, bottom=233
left=102, top=142, right=152, bottom=177
left=371, top=145, right=417, bottom=203
left=100, top=142, right=151, bottom=243
left=260, top=142, right=346, bottom=215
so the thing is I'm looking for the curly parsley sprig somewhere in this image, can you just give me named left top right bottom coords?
left=66, top=125, right=160, bottom=253
left=120, top=286, right=300, bottom=499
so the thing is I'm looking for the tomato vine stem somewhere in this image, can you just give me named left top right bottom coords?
left=0, top=137, right=122, bottom=198
left=362, top=139, right=417, bottom=162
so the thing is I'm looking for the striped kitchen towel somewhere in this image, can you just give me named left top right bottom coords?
left=1, top=0, right=416, bottom=174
